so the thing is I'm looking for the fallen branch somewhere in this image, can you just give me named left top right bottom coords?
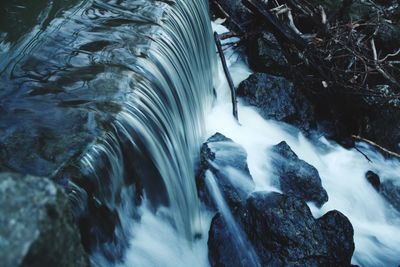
left=214, top=31, right=239, bottom=121
left=352, top=135, right=400, bottom=159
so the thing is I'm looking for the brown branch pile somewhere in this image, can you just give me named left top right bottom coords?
left=263, top=0, right=400, bottom=102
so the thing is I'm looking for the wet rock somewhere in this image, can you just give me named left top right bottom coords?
left=208, top=191, right=354, bottom=266
left=0, top=172, right=89, bottom=267
left=271, top=141, right=328, bottom=207
left=208, top=213, right=261, bottom=267
left=245, top=192, right=354, bottom=266
left=380, top=179, right=400, bottom=212
left=197, top=133, right=254, bottom=210
left=246, top=31, right=289, bottom=76
left=237, top=73, right=315, bottom=132
left=365, top=170, right=381, bottom=191
left=317, top=210, right=355, bottom=265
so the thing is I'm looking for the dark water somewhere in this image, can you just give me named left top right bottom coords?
left=0, top=0, right=165, bottom=176
left=0, top=0, right=215, bottom=264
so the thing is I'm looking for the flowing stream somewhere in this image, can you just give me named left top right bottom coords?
left=206, top=23, right=400, bottom=267
left=1, top=0, right=400, bottom=266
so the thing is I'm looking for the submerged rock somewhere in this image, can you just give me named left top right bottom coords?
left=271, top=141, right=328, bottom=207
left=365, top=170, right=381, bottom=191
left=380, top=179, right=400, bottom=213
left=197, top=133, right=254, bottom=210
left=208, top=191, right=354, bottom=266
left=0, top=172, right=89, bottom=267
left=237, top=73, right=315, bottom=132
left=364, top=171, right=400, bottom=212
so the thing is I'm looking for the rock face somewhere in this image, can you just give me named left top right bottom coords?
left=208, top=192, right=354, bottom=266
left=208, top=213, right=260, bottom=267
left=246, top=32, right=289, bottom=76
left=0, top=172, right=89, bottom=267
left=237, top=73, right=315, bottom=132
left=271, top=141, right=328, bottom=207
left=197, top=133, right=255, bottom=210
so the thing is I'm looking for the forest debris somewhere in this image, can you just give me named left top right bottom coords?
left=240, top=0, right=400, bottom=100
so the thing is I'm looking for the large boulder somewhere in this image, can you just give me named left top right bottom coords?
left=237, top=73, right=315, bottom=132
left=208, top=191, right=355, bottom=266
left=271, top=141, right=328, bottom=207
left=208, top=213, right=261, bottom=267
left=246, top=32, right=289, bottom=76
left=197, top=133, right=255, bottom=210
left=0, top=172, right=89, bottom=267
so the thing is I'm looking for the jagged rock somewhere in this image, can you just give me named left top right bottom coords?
left=0, top=172, right=89, bottom=267
left=246, top=31, right=289, bottom=76
left=380, top=179, right=400, bottom=213
left=208, top=213, right=261, bottom=267
left=208, top=191, right=354, bottom=266
left=271, top=141, right=328, bottom=207
left=365, top=170, right=381, bottom=191
left=197, top=133, right=254, bottom=210
left=317, top=210, right=355, bottom=264
left=237, top=73, right=315, bottom=132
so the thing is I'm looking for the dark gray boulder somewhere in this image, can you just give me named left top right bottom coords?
left=208, top=213, right=261, bottom=267
left=208, top=191, right=354, bottom=266
left=317, top=210, right=355, bottom=265
left=237, top=73, right=315, bottom=132
left=271, top=141, right=328, bottom=207
left=0, top=172, right=89, bottom=267
left=197, top=133, right=255, bottom=210
left=246, top=31, right=289, bottom=76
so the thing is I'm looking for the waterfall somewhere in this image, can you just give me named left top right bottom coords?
left=77, top=0, right=217, bottom=261
left=1, top=0, right=216, bottom=264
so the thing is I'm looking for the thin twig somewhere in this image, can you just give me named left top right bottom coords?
left=352, top=135, right=400, bottom=159
left=214, top=32, right=239, bottom=121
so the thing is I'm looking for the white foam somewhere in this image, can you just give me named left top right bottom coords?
left=208, top=22, right=400, bottom=266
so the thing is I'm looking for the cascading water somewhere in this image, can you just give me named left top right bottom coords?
left=207, top=22, right=400, bottom=267
left=1, top=0, right=216, bottom=265
left=2, top=0, right=400, bottom=265
left=78, top=0, right=217, bottom=263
